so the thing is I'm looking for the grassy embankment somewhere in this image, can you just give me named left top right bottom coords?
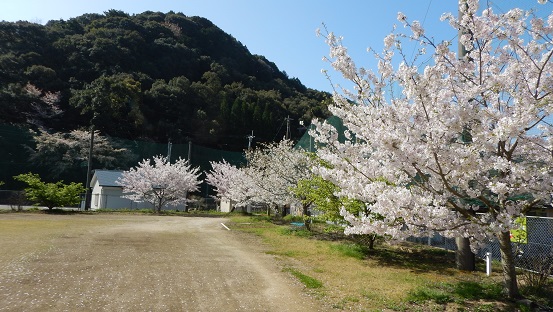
left=227, top=214, right=553, bottom=312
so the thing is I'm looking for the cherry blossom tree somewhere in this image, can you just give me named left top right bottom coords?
left=314, top=0, right=553, bottom=298
left=243, top=140, right=314, bottom=215
left=28, top=129, right=136, bottom=179
left=205, top=160, right=254, bottom=210
left=24, top=83, right=62, bottom=127
left=117, top=155, right=201, bottom=213
left=206, top=140, right=313, bottom=215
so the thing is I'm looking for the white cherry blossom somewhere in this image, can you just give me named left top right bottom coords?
left=315, top=2, right=553, bottom=298
left=118, top=155, right=201, bottom=213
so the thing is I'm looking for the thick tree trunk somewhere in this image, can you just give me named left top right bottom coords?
left=368, top=234, right=376, bottom=250
left=302, top=203, right=311, bottom=231
left=455, top=237, right=475, bottom=271
left=497, top=231, right=521, bottom=299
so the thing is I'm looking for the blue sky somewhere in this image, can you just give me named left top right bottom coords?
left=1, top=1, right=551, bottom=93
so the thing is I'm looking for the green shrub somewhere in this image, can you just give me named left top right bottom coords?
left=13, top=173, right=85, bottom=210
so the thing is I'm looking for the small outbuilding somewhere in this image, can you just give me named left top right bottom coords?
left=89, top=170, right=151, bottom=210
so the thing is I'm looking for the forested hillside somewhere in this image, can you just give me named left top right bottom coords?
left=0, top=10, right=330, bottom=150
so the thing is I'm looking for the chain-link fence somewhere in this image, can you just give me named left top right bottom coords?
left=406, top=216, right=553, bottom=276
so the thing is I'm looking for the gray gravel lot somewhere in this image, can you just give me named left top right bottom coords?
left=0, top=214, right=321, bottom=311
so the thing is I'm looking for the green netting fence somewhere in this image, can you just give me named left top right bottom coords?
left=0, top=115, right=340, bottom=191
left=0, top=123, right=245, bottom=192
left=294, top=116, right=347, bottom=152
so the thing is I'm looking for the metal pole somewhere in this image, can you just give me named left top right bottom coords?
left=84, top=125, right=94, bottom=211
left=187, top=140, right=192, bottom=161
left=247, top=130, right=255, bottom=150
left=184, top=140, right=192, bottom=212
left=285, top=116, right=293, bottom=140
left=167, top=140, right=172, bottom=163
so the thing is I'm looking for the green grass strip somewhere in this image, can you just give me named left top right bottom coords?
left=283, top=267, right=323, bottom=289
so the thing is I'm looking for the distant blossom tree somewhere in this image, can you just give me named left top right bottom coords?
left=206, top=140, right=313, bottom=215
left=117, top=156, right=201, bottom=213
left=314, top=0, right=553, bottom=298
left=205, top=160, right=254, bottom=211
left=243, top=140, right=314, bottom=215
left=28, top=129, right=136, bottom=179
left=23, top=83, right=62, bottom=126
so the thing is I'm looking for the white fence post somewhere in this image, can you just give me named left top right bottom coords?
left=486, top=252, right=492, bottom=276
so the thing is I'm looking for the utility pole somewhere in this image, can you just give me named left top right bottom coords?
left=84, top=125, right=94, bottom=211
left=167, top=140, right=172, bottom=163
left=247, top=130, right=255, bottom=150
left=285, top=115, right=293, bottom=140
left=184, top=139, right=192, bottom=212
left=187, top=140, right=192, bottom=162
left=456, top=0, right=476, bottom=272
left=84, top=108, right=98, bottom=211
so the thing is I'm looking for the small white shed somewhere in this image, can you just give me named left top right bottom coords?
left=89, top=170, right=151, bottom=210
left=220, top=198, right=234, bottom=212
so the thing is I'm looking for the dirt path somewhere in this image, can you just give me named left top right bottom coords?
left=0, top=214, right=321, bottom=311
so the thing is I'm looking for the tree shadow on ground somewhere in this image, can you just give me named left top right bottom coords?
left=366, top=242, right=458, bottom=275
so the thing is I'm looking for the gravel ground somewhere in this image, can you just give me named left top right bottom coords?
left=0, top=214, right=322, bottom=311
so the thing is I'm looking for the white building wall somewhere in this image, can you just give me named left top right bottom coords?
left=90, top=183, right=151, bottom=210
left=220, top=199, right=233, bottom=213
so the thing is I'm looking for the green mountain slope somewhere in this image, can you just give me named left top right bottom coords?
left=0, top=10, right=330, bottom=150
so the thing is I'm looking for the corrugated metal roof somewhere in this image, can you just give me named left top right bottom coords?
left=94, top=170, right=124, bottom=187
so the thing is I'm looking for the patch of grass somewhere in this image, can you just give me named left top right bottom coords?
left=279, top=227, right=312, bottom=237
left=474, top=303, right=500, bottom=312
left=521, top=278, right=553, bottom=308
left=407, top=286, right=453, bottom=304
left=283, top=267, right=323, bottom=289
left=329, top=242, right=368, bottom=260
left=266, top=250, right=300, bottom=257
left=407, top=280, right=504, bottom=306
left=283, top=214, right=303, bottom=223
left=97, top=208, right=154, bottom=213
left=452, top=281, right=503, bottom=300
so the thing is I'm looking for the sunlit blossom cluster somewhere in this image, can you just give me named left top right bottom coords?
left=206, top=140, right=313, bottom=211
left=314, top=2, right=553, bottom=249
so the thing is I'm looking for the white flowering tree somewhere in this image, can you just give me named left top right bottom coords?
left=244, top=140, right=314, bottom=215
left=29, top=129, right=136, bottom=178
left=117, top=155, right=201, bottom=213
left=314, top=1, right=553, bottom=298
left=205, top=160, right=255, bottom=209
left=206, top=140, right=313, bottom=215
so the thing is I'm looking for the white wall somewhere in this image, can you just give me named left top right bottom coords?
left=220, top=199, right=233, bottom=213
left=91, top=183, right=151, bottom=210
left=91, top=182, right=188, bottom=211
